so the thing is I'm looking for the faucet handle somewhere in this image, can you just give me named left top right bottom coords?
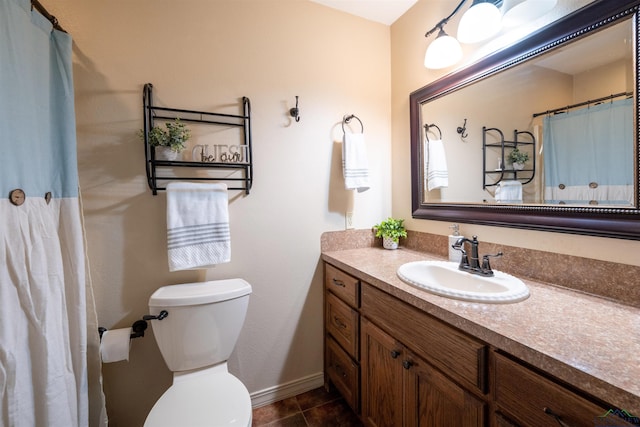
left=481, top=252, right=503, bottom=273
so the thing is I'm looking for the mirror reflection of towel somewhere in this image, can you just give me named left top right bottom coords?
left=425, top=139, right=448, bottom=191
left=495, top=180, right=522, bottom=203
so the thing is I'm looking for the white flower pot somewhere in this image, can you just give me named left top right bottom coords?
left=383, top=237, right=398, bottom=250
left=512, top=162, right=525, bottom=170
left=156, top=147, right=180, bottom=161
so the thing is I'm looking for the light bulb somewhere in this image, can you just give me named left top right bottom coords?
left=457, top=1, right=502, bottom=44
left=424, top=28, right=463, bottom=69
left=502, top=0, right=557, bottom=27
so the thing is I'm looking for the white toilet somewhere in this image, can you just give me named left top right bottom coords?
left=144, top=279, right=253, bottom=427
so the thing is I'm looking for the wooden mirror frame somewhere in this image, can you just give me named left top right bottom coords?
left=410, top=0, right=640, bottom=240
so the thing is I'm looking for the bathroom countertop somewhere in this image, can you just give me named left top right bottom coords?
left=321, top=247, right=640, bottom=414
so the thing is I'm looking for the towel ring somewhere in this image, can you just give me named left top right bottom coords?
left=424, top=123, right=442, bottom=141
left=342, top=114, right=364, bottom=134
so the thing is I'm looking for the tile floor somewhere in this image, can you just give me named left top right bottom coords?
left=252, top=386, right=363, bottom=427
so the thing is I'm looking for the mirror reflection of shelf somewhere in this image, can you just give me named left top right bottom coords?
left=482, top=126, right=536, bottom=190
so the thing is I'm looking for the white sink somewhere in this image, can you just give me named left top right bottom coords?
left=397, top=260, right=529, bottom=303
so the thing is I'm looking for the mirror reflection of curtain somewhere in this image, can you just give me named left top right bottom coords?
left=543, top=98, right=634, bottom=205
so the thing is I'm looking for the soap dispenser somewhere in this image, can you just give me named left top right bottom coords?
left=448, top=224, right=463, bottom=263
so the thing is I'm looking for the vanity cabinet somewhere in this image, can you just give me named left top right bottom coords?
left=324, top=264, right=360, bottom=412
left=360, top=282, right=488, bottom=427
left=323, top=260, right=634, bottom=427
left=361, top=318, right=486, bottom=427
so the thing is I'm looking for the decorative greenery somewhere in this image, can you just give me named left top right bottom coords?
left=507, top=147, right=529, bottom=165
left=139, top=118, right=191, bottom=153
left=373, top=218, right=408, bottom=244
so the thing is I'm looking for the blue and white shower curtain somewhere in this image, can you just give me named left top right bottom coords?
left=0, top=0, right=102, bottom=425
left=543, top=98, right=634, bottom=205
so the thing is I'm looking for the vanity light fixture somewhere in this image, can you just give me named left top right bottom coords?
left=457, top=0, right=502, bottom=44
left=424, top=26, right=463, bottom=69
left=423, top=0, right=468, bottom=69
left=424, top=0, right=556, bottom=69
left=501, top=0, right=557, bottom=27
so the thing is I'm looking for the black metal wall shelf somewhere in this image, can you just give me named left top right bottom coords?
left=482, top=126, right=536, bottom=190
left=142, top=83, right=253, bottom=195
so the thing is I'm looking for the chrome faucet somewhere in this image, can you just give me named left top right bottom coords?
left=451, top=235, right=503, bottom=276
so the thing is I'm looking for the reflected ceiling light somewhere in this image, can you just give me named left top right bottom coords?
left=424, top=27, right=463, bottom=69
left=457, top=0, right=503, bottom=44
left=502, top=0, right=557, bottom=27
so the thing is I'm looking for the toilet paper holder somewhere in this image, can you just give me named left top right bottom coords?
left=99, top=310, right=169, bottom=341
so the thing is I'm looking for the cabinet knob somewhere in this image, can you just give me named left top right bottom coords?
left=543, top=407, right=572, bottom=427
left=402, top=360, right=414, bottom=370
left=390, top=350, right=400, bottom=359
left=333, top=316, right=347, bottom=329
left=332, top=278, right=345, bottom=287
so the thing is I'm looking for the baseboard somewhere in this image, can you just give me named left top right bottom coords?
left=250, top=372, right=325, bottom=408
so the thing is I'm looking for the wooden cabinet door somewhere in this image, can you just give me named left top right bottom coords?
left=361, top=318, right=404, bottom=427
left=405, top=352, right=486, bottom=427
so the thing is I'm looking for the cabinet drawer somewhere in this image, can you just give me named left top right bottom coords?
left=493, top=352, right=620, bottom=427
left=326, top=337, right=360, bottom=412
left=325, top=264, right=359, bottom=308
left=361, top=283, right=488, bottom=394
left=326, top=292, right=359, bottom=358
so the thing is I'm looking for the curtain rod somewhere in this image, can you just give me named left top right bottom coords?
left=31, top=0, right=66, bottom=33
left=532, top=91, right=633, bottom=118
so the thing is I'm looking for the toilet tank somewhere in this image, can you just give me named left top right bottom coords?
left=148, top=279, right=252, bottom=372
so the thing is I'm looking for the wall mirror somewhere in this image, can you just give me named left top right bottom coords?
left=410, top=1, right=640, bottom=240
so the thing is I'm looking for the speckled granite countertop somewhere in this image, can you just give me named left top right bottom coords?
left=321, top=247, right=640, bottom=414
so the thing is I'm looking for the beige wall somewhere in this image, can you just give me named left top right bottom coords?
left=390, top=0, right=640, bottom=265
left=50, top=1, right=391, bottom=425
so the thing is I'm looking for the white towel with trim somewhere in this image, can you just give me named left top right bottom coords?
left=166, top=182, right=230, bottom=271
left=425, top=138, right=448, bottom=191
left=495, top=180, right=523, bottom=203
left=342, top=132, right=370, bottom=192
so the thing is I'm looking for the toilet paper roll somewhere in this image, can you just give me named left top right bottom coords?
left=100, top=327, right=132, bottom=363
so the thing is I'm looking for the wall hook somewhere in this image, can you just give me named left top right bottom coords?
left=457, top=118, right=468, bottom=138
left=289, top=96, right=300, bottom=122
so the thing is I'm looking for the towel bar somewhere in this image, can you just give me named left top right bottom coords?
left=424, top=123, right=442, bottom=141
left=342, top=114, right=363, bottom=134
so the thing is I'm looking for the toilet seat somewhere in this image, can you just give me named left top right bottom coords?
left=144, top=365, right=252, bottom=427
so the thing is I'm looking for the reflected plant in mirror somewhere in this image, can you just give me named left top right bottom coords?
left=507, top=148, right=528, bottom=170
left=409, top=1, right=640, bottom=239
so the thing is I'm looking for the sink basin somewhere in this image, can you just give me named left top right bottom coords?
left=397, top=260, right=529, bottom=303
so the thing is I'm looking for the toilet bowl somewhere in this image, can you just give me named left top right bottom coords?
left=144, top=279, right=252, bottom=427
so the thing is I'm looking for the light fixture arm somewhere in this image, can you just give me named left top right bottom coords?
left=424, top=0, right=469, bottom=38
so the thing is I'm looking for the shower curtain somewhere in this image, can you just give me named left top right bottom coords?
left=543, top=97, right=634, bottom=205
left=0, top=0, right=103, bottom=425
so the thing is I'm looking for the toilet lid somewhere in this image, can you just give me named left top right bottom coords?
left=144, top=371, right=252, bottom=427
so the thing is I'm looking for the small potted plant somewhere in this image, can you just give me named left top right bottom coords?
left=139, top=118, right=191, bottom=160
left=507, top=147, right=529, bottom=170
left=373, top=217, right=408, bottom=250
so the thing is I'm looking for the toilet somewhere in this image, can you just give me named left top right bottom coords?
left=144, top=279, right=253, bottom=427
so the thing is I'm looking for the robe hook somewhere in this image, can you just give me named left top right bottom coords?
left=289, top=96, right=301, bottom=122
left=457, top=118, right=468, bottom=138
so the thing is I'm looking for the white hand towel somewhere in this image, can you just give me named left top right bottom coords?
left=425, top=138, right=448, bottom=191
left=166, top=182, right=230, bottom=271
left=495, top=180, right=523, bottom=203
left=342, top=132, right=370, bottom=193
